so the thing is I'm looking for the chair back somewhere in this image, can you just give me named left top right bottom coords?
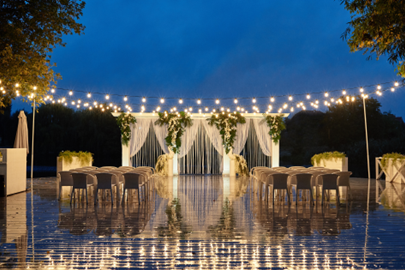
left=295, top=173, right=313, bottom=189
left=310, top=171, right=325, bottom=184
left=123, top=173, right=141, bottom=189
left=100, top=166, right=117, bottom=170
left=119, top=166, right=134, bottom=169
left=319, top=174, right=339, bottom=189
left=72, top=173, right=89, bottom=189
left=334, top=171, right=352, bottom=186
left=59, top=171, right=73, bottom=186
left=290, top=166, right=306, bottom=170
left=308, top=167, right=325, bottom=170
left=272, top=166, right=287, bottom=170
left=269, top=173, right=289, bottom=189
left=95, top=173, right=116, bottom=189
left=81, top=166, right=98, bottom=170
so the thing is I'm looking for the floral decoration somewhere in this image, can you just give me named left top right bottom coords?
left=262, top=114, right=286, bottom=144
left=116, top=112, right=136, bottom=146
left=207, top=111, right=246, bottom=154
left=155, top=154, right=169, bottom=176
left=154, top=111, right=193, bottom=154
left=234, top=154, right=249, bottom=176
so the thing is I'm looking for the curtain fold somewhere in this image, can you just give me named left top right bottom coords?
left=153, top=122, right=170, bottom=154
left=178, top=120, right=201, bottom=158
left=201, top=120, right=223, bottom=156
left=232, top=120, right=250, bottom=155
left=129, top=119, right=152, bottom=157
left=252, top=119, right=272, bottom=156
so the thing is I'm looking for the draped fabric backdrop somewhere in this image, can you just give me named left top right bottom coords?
left=129, top=118, right=272, bottom=173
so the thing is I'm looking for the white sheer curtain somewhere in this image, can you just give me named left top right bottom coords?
left=129, top=119, right=152, bottom=157
left=201, top=120, right=223, bottom=156
left=252, top=119, right=272, bottom=156
left=153, top=122, right=170, bottom=154
left=232, top=120, right=250, bottom=155
left=178, top=120, right=201, bottom=158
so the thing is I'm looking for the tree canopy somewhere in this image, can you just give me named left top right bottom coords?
left=0, top=0, right=85, bottom=108
left=341, top=0, right=405, bottom=77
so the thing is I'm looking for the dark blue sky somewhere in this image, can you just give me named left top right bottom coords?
left=13, top=0, right=405, bottom=117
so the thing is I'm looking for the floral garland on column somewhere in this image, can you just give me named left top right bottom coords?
left=154, top=111, right=193, bottom=154
left=207, top=111, right=246, bottom=154
left=262, top=114, right=286, bottom=144
left=155, top=154, right=169, bottom=176
left=116, top=112, right=137, bottom=146
left=234, top=154, right=249, bottom=176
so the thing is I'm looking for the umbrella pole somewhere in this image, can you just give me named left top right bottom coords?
left=30, top=99, right=35, bottom=263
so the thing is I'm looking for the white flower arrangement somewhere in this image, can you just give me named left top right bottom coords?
left=234, top=154, right=249, bottom=176
left=155, top=154, right=169, bottom=176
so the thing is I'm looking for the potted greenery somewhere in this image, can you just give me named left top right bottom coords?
left=0, top=151, right=3, bottom=162
left=311, top=151, right=348, bottom=171
left=57, top=151, right=93, bottom=174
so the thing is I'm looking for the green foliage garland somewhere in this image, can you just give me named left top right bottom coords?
left=262, top=114, right=286, bottom=144
left=207, top=111, right=246, bottom=154
left=311, top=151, right=346, bottom=166
left=380, top=153, right=405, bottom=170
left=154, top=111, right=192, bottom=154
left=58, top=150, right=93, bottom=166
left=116, top=112, right=136, bottom=146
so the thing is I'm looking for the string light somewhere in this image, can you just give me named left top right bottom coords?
left=124, top=96, right=128, bottom=101
left=394, top=81, right=399, bottom=87
left=234, top=98, right=238, bottom=104
left=160, top=98, right=165, bottom=103
left=306, top=94, right=310, bottom=99
left=342, top=90, right=346, bottom=95
left=69, top=90, right=73, bottom=96
left=324, top=92, right=329, bottom=97
left=15, top=83, right=19, bottom=87
left=215, top=99, right=220, bottom=104
left=377, top=85, right=381, bottom=90
left=87, top=92, right=91, bottom=98
left=391, top=87, right=395, bottom=92
left=288, top=95, right=293, bottom=101
left=142, top=97, right=146, bottom=102
left=252, top=98, right=256, bottom=103
left=270, top=97, right=275, bottom=102
left=179, top=99, right=183, bottom=104
left=360, top=87, right=364, bottom=93
left=105, top=94, right=109, bottom=100
left=51, top=89, right=55, bottom=93
left=197, top=99, right=201, bottom=104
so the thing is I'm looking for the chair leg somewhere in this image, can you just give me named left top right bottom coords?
left=287, top=188, right=290, bottom=205
left=272, top=188, right=275, bottom=205
left=296, top=188, right=298, bottom=205
left=58, top=184, right=62, bottom=200
left=85, top=189, right=88, bottom=205
left=121, top=188, right=126, bottom=206
left=309, top=188, right=314, bottom=205
left=110, top=188, right=114, bottom=205
left=336, top=187, right=340, bottom=205
left=70, top=187, right=75, bottom=205
left=138, top=188, right=141, bottom=204
left=321, top=188, right=324, bottom=205
left=95, top=188, right=98, bottom=205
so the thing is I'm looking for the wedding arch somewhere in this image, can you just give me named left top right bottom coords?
left=113, top=112, right=288, bottom=176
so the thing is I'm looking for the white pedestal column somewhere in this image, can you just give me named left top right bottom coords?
left=173, top=153, right=179, bottom=175
left=121, top=143, right=130, bottom=166
left=271, top=140, right=280, bottom=168
left=223, top=149, right=230, bottom=176
left=223, top=176, right=230, bottom=201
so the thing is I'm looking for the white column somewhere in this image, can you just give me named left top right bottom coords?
left=223, top=176, right=230, bottom=201
left=173, top=153, right=179, bottom=175
left=271, top=140, right=279, bottom=167
left=223, top=148, right=230, bottom=176
left=121, top=143, right=130, bottom=166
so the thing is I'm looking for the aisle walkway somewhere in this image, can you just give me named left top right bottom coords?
left=1, top=176, right=405, bottom=269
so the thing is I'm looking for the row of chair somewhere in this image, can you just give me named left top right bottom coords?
left=251, top=166, right=352, bottom=205
left=57, top=166, right=156, bottom=205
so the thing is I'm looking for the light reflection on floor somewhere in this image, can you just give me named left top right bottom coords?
left=0, top=176, right=405, bottom=269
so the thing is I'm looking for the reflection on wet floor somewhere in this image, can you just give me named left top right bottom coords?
left=0, top=176, right=405, bottom=269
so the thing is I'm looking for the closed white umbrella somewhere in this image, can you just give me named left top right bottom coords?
left=14, top=110, right=29, bottom=154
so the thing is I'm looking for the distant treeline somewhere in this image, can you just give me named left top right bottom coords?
left=1, top=96, right=404, bottom=178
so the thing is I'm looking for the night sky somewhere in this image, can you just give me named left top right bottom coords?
left=12, top=0, right=405, bottom=118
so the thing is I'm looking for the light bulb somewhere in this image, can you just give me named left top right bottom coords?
left=142, top=97, right=146, bottom=102
left=360, top=87, right=364, bottom=93
left=391, top=87, right=395, bottom=92
left=252, top=98, right=256, bottom=103
left=51, top=89, right=55, bottom=93
left=124, top=96, right=128, bottom=101
left=377, top=85, right=381, bottom=90
left=189, top=107, right=193, bottom=111
left=342, top=90, right=346, bottom=95
left=197, top=99, right=201, bottom=104
left=234, top=99, right=238, bottom=104
left=179, top=99, right=183, bottom=104
left=69, top=90, right=73, bottom=96
left=15, top=83, right=19, bottom=87
left=215, top=99, right=220, bottom=104
left=290, top=107, right=294, bottom=112
left=270, top=97, right=275, bottom=102
left=394, top=81, right=399, bottom=87
left=324, top=92, right=329, bottom=97
left=87, top=92, right=91, bottom=98
left=288, top=95, right=292, bottom=101
left=33, top=86, right=37, bottom=90
left=205, top=107, right=208, bottom=111
left=160, top=98, right=165, bottom=103
left=105, top=94, right=109, bottom=100
left=306, top=94, right=310, bottom=99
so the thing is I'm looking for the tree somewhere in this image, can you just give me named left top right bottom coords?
left=341, top=0, right=405, bottom=77
left=0, top=0, right=85, bottom=108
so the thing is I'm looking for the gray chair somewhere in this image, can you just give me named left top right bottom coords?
left=294, top=173, right=314, bottom=205
left=58, top=171, right=73, bottom=200
left=122, top=173, right=144, bottom=205
left=318, top=174, right=340, bottom=205
left=70, top=173, right=94, bottom=205
left=266, top=173, right=291, bottom=205
left=334, top=171, right=353, bottom=201
left=95, top=173, right=120, bottom=205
